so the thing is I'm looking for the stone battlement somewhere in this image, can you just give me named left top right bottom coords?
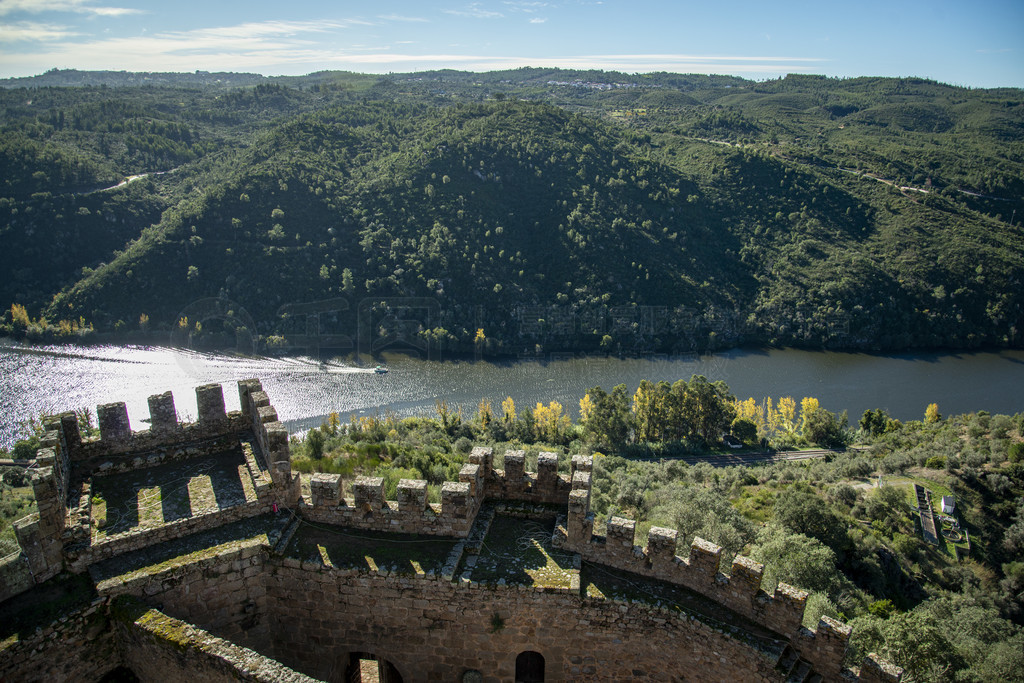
left=555, top=460, right=860, bottom=679
left=4, top=379, right=298, bottom=600
left=301, top=446, right=572, bottom=537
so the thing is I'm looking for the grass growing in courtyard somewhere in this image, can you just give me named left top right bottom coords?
left=471, top=515, right=575, bottom=589
left=286, top=523, right=457, bottom=575
left=90, top=449, right=253, bottom=538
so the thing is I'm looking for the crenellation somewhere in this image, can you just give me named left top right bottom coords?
left=459, top=463, right=482, bottom=498
left=730, top=555, right=765, bottom=597
left=237, top=378, right=262, bottom=418
left=502, top=449, right=526, bottom=483
left=441, top=481, right=471, bottom=519
left=59, top=411, right=82, bottom=457
left=98, top=402, right=131, bottom=442
left=195, top=383, right=227, bottom=424
left=570, top=454, right=593, bottom=478
left=397, top=479, right=428, bottom=512
left=536, top=451, right=559, bottom=489
left=352, top=476, right=385, bottom=512
left=605, top=516, right=637, bottom=562
left=688, top=536, right=723, bottom=580
left=468, top=446, right=493, bottom=479
left=860, top=653, right=904, bottom=683
left=645, top=526, right=678, bottom=566
left=147, top=391, right=178, bottom=434
left=802, top=615, right=853, bottom=677
left=310, top=473, right=342, bottom=507
left=257, top=405, right=278, bottom=425
left=763, top=583, right=809, bottom=636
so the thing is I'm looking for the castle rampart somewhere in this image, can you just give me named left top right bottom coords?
left=2, top=379, right=298, bottom=599
left=0, top=382, right=903, bottom=683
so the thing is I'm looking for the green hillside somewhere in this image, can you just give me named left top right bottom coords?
left=2, top=70, right=1022, bottom=354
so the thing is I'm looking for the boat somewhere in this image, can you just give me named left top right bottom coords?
left=373, top=365, right=389, bottom=374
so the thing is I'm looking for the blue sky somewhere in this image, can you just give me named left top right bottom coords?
left=1, top=0, right=1021, bottom=87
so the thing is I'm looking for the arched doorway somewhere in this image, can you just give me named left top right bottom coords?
left=515, top=651, right=545, bottom=683
left=343, top=652, right=404, bottom=683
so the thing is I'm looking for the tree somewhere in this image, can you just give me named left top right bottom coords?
left=306, top=427, right=325, bottom=459
left=680, top=375, right=735, bottom=444
left=773, top=485, right=847, bottom=553
left=749, top=524, right=840, bottom=595
left=581, top=384, right=632, bottom=450
left=730, top=417, right=758, bottom=444
left=924, top=403, right=941, bottom=423
left=804, top=407, right=848, bottom=447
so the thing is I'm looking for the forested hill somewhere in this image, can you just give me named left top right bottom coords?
left=2, top=69, right=1022, bottom=354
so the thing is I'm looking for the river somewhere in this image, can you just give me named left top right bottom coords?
left=1, top=340, right=1022, bottom=448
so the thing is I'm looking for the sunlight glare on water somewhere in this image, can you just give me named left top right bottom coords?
left=1, top=340, right=1022, bottom=448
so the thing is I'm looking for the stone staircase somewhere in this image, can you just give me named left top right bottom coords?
left=776, top=645, right=823, bottom=683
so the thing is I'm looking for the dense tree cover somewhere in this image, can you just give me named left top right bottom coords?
left=0, top=69, right=1021, bottom=353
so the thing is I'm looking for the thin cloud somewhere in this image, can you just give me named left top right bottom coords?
left=444, top=3, right=505, bottom=19
left=0, top=0, right=141, bottom=16
left=378, top=14, right=429, bottom=23
left=529, top=17, right=547, bottom=24
left=505, top=1, right=549, bottom=12
left=0, top=21, right=77, bottom=42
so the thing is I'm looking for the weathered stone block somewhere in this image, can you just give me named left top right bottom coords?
left=458, top=464, right=482, bottom=497
left=571, top=471, right=591, bottom=491
left=147, top=391, right=178, bottom=434
left=861, top=653, right=904, bottom=683
left=570, top=454, right=593, bottom=478
left=441, top=481, right=471, bottom=518
left=353, top=477, right=385, bottom=511
left=646, top=526, right=678, bottom=564
left=607, top=517, right=636, bottom=553
left=257, top=405, right=279, bottom=425
left=98, top=402, right=131, bottom=442
left=397, top=479, right=428, bottom=512
left=730, top=555, right=764, bottom=596
left=503, top=450, right=525, bottom=482
left=536, top=452, right=558, bottom=488
left=195, top=384, right=227, bottom=424
left=237, top=378, right=263, bottom=418
left=310, top=473, right=342, bottom=507
left=689, top=537, right=723, bottom=577
left=469, top=446, right=493, bottom=479
left=59, top=412, right=81, bottom=450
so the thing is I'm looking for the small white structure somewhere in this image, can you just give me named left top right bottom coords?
left=941, top=495, right=955, bottom=514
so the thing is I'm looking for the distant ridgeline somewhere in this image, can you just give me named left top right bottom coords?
left=0, top=379, right=904, bottom=681
left=1, top=68, right=1022, bottom=354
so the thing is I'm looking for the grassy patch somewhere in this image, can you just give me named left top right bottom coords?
left=89, top=513, right=286, bottom=585
left=471, top=515, right=575, bottom=589
left=286, top=523, right=456, bottom=575
left=91, top=449, right=252, bottom=538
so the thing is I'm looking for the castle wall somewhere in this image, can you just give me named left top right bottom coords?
left=115, top=601, right=316, bottom=683
left=262, top=562, right=783, bottom=683
left=96, top=537, right=272, bottom=652
left=0, top=552, right=33, bottom=603
left=0, top=597, right=118, bottom=683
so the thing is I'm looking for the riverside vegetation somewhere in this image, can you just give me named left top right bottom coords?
left=0, top=69, right=1022, bottom=352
